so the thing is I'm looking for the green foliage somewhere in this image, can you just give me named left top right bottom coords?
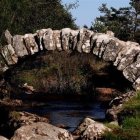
left=92, top=20, right=107, bottom=33
left=91, top=1, right=140, bottom=43
left=105, top=123, right=140, bottom=140
left=0, top=0, right=77, bottom=44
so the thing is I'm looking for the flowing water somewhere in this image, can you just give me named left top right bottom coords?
left=24, top=100, right=107, bottom=131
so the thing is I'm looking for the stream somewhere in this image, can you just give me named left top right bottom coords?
left=24, top=100, right=108, bottom=131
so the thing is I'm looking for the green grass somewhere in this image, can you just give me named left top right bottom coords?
left=122, top=117, right=140, bottom=129
left=123, top=93, right=140, bottom=110
left=104, top=91, right=140, bottom=140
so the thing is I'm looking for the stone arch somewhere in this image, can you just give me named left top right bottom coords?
left=1, top=28, right=140, bottom=90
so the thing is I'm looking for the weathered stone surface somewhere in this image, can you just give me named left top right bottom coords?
left=114, top=41, right=140, bottom=71
left=106, top=31, right=114, bottom=37
left=36, top=29, right=46, bottom=50
left=0, top=54, right=8, bottom=72
left=92, top=34, right=112, bottom=58
left=2, top=28, right=140, bottom=90
left=123, top=53, right=140, bottom=82
left=61, top=28, right=79, bottom=52
left=4, top=30, right=12, bottom=44
left=77, top=28, right=93, bottom=53
left=69, top=30, right=79, bottom=50
left=74, top=117, right=111, bottom=140
left=24, top=34, right=39, bottom=55
left=61, top=28, right=71, bottom=51
left=11, top=122, right=73, bottom=140
left=43, top=28, right=55, bottom=51
left=1, top=44, right=18, bottom=65
left=13, top=35, right=28, bottom=57
left=81, top=29, right=93, bottom=53
left=0, top=136, right=8, bottom=140
left=133, top=76, right=140, bottom=90
left=12, top=111, right=49, bottom=126
left=53, top=30, right=62, bottom=51
left=102, top=38, right=124, bottom=62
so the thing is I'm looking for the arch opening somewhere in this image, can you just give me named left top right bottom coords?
left=4, top=51, right=133, bottom=102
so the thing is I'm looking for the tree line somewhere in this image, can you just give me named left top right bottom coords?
left=0, top=0, right=77, bottom=45
left=91, top=0, right=140, bottom=43
left=0, top=0, right=140, bottom=45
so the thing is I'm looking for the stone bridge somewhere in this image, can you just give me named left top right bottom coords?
left=0, top=28, right=140, bottom=90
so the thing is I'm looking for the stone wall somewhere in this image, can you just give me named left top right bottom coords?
left=1, top=28, right=140, bottom=90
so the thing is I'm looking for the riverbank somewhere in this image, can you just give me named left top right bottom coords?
left=0, top=89, right=139, bottom=139
left=104, top=91, right=140, bottom=140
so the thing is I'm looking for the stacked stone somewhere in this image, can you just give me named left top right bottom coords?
left=1, top=28, right=140, bottom=90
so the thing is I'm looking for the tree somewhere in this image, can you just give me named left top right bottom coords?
left=91, top=1, right=140, bottom=43
left=0, top=0, right=77, bottom=44
left=129, top=0, right=140, bottom=42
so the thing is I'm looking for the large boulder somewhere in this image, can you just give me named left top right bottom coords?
left=11, top=122, right=73, bottom=140
left=73, top=117, right=111, bottom=140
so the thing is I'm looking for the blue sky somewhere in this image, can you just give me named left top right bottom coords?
left=62, top=0, right=130, bottom=27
